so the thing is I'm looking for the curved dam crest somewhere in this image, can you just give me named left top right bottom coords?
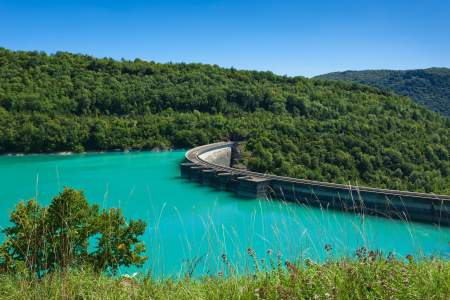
left=181, top=142, right=450, bottom=226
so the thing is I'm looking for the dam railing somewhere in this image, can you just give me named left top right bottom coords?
left=180, top=142, right=450, bottom=226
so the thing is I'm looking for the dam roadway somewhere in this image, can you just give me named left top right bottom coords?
left=180, top=142, right=450, bottom=226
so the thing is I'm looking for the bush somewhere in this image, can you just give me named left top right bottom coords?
left=0, top=188, right=147, bottom=277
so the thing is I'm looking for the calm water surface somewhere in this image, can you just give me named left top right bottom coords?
left=0, top=151, right=448, bottom=277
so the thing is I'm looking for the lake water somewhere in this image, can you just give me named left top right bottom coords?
left=0, top=151, right=448, bottom=278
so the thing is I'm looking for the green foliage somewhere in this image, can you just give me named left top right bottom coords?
left=0, top=188, right=147, bottom=277
left=240, top=111, right=450, bottom=193
left=0, top=48, right=449, bottom=194
left=46, top=188, right=99, bottom=272
left=93, top=208, right=147, bottom=273
left=316, top=68, right=450, bottom=117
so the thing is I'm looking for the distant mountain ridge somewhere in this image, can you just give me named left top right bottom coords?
left=315, top=68, right=450, bottom=118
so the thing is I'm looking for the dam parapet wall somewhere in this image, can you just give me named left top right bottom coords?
left=198, top=146, right=231, bottom=167
left=181, top=142, right=450, bottom=226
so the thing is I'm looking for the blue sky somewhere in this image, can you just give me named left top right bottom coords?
left=1, top=0, right=449, bottom=77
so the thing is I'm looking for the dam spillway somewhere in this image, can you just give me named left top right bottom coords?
left=181, top=142, right=450, bottom=226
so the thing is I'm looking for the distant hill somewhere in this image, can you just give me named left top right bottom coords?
left=316, top=68, right=450, bottom=118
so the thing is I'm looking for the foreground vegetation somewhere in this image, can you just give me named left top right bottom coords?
left=316, top=68, right=450, bottom=118
left=0, top=256, right=448, bottom=299
left=0, top=188, right=147, bottom=276
left=1, top=48, right=450, bottom=194
left=0, top=188, right=448, bottom=299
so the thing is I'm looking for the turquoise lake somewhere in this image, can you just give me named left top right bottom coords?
left=0, top=151, right=448, bottom=278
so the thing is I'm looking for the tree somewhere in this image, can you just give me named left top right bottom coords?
left=0, top=188, right=147, bottom=277
left=92, top=208, right=146, bottom=274
left=0, top=200, right=48, bottom=276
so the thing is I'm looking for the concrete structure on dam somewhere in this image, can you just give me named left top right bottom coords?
left=180, top=142, right=450, bottom=226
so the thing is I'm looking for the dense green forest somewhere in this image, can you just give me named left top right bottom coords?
left=316, top=68, right=450, bottom=118
left=0, top=48, right=450, bottom=194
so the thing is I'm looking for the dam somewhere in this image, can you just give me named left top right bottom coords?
left=181, top=142, right=450, bottom=226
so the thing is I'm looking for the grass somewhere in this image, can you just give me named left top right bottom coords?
left=0, top=254, right=448, bottom=299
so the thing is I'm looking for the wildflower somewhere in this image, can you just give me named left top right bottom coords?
left=247, top=247, right=255, bottom=256
left=285, top=260, right=299, bottom=274
left=266, top=249, right=273, bottom=255
left=356, top=246, right=367, bottom=259
left=405, top=254, right=414, bottom=263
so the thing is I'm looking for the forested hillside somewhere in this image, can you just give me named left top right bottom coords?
left=1, top=48, right=449, bottom=194
left=316, top=68, right=450, bottom=117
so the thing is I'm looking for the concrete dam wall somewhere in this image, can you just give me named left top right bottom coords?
left=198, top=147, right=231, bottom=167
left=180, top=142, right=450, bottom=226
